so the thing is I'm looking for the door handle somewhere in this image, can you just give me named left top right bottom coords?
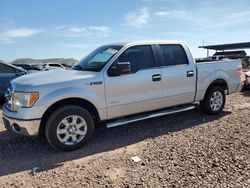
left=186, top=70, right=194, bottom=77
left=152, top=74, right=161, bottom=81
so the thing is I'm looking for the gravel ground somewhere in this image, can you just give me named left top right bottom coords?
left=0, top=91, right=249, bottom=187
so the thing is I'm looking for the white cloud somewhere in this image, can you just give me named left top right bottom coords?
left=0, top=28, right=42, bottom=43
left=152, top=9, right=250, bottom=33
left=58, top=42, right=101, bottom=49
left=218, top=11, right=250, bottom=27
left=5, top=28, right=42, bottom=38
left=88, top=26, right=109, bottom=33
left=68, top=26, right=109, bottom=33
left=55, top=25, right=110, bottom=37
left=155, top=11, right=171, bottom=17
left=68, top=27, right=87, bottom=33
left=171, top=10, right=250, bottom=32
left=141, top=0, right=167, bottom=2
left=55, top=25, right=67, bottom=30
left=58, top=43, right=89, bottom=48
left=123, top=8, right=150, bottom=29
left=155, top=11, right=184, bottom=17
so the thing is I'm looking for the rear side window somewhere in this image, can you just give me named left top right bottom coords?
left=159, top=44, right=189, bottom=66
left=118, top=45, right=156, bottom=73
left=0, top=63, right=16, bottom=74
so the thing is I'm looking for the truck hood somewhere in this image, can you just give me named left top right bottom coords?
left=12, top=69, right=98, bottom=88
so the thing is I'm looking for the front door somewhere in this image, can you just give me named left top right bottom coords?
left=104, top=45, right=163, bottom=119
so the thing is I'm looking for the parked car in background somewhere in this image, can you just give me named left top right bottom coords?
left=12, top=63, right=40, bottom=71
left=0, top=62, right=26, bottom=99
left=43, top=63, right=66, bottom=71
left=12, top=64, right=41, bottom=74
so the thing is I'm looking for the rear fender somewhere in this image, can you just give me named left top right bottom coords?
left=196, top=70, right=229, bottom=101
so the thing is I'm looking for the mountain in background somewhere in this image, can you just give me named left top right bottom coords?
left=10, top=58, right=78, bottom=67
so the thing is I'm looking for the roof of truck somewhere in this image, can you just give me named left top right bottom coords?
left=109, top=40, right=185, bottom=46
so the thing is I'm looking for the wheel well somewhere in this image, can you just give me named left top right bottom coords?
left=206, top=79, right=228, bottom=96
left=39, top=98, right=100, bottom=135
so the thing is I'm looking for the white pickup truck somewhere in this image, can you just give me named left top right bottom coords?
left=3, top=41, right=242, bottom=151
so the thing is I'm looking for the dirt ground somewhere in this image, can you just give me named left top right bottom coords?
left=0, top=91, right=249, bottom=188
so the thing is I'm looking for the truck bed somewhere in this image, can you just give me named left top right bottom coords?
left=195, top=60, right=241, bottom=101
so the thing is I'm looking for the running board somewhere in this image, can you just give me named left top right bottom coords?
left=106, top=104, right=195, bottom=128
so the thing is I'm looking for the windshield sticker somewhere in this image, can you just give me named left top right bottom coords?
left=106, top=48, right=118, bottom=54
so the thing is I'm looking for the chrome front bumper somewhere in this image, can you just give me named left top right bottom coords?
left=2, top=115, right=41, bottom=136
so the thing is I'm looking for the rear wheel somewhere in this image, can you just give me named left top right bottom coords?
left=45, top=105, right=94, bottom=151
left=200, top=86, right=226, bottom=114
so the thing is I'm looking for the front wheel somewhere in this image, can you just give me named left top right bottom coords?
left=45, top=105, right=94, bottom=151
left=200, top=86, right=226, bottom=114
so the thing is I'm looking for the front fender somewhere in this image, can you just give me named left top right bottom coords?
left=36, top=86, right=106, bottom=111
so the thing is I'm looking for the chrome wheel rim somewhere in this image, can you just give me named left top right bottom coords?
left=210, top=91, right=223, bottom=111
left=56, top=115, right=87, bottom=145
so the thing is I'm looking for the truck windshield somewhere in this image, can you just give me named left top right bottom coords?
left=74, top=45, right=123, bottom=72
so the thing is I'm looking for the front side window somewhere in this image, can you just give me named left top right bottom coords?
left=75, top=45, right=123, bottom=72
left=159, top=44, right=189, bottom=66
left=118, top=45, right=156, bottom=73
left=0, top=63, right=16, bottom=74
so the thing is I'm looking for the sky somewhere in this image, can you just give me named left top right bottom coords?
left=1, top=0, right=250, bottom=62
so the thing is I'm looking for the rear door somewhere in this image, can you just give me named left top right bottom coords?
left=0, top=63, right=17, bottom=97
left=156, top=44, right=196, bottom=107
left=104, top=45, right=163, bottom=119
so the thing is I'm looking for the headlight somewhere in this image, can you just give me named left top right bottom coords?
left=12, top=92, right=39, bottom=111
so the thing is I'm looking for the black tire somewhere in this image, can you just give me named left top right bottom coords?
left=200, top=86, right=226, bottom=114
left=45, top=105, right=94, bottom=151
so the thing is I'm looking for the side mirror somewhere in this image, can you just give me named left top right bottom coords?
left=108, top=62, right=131, bottom=76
